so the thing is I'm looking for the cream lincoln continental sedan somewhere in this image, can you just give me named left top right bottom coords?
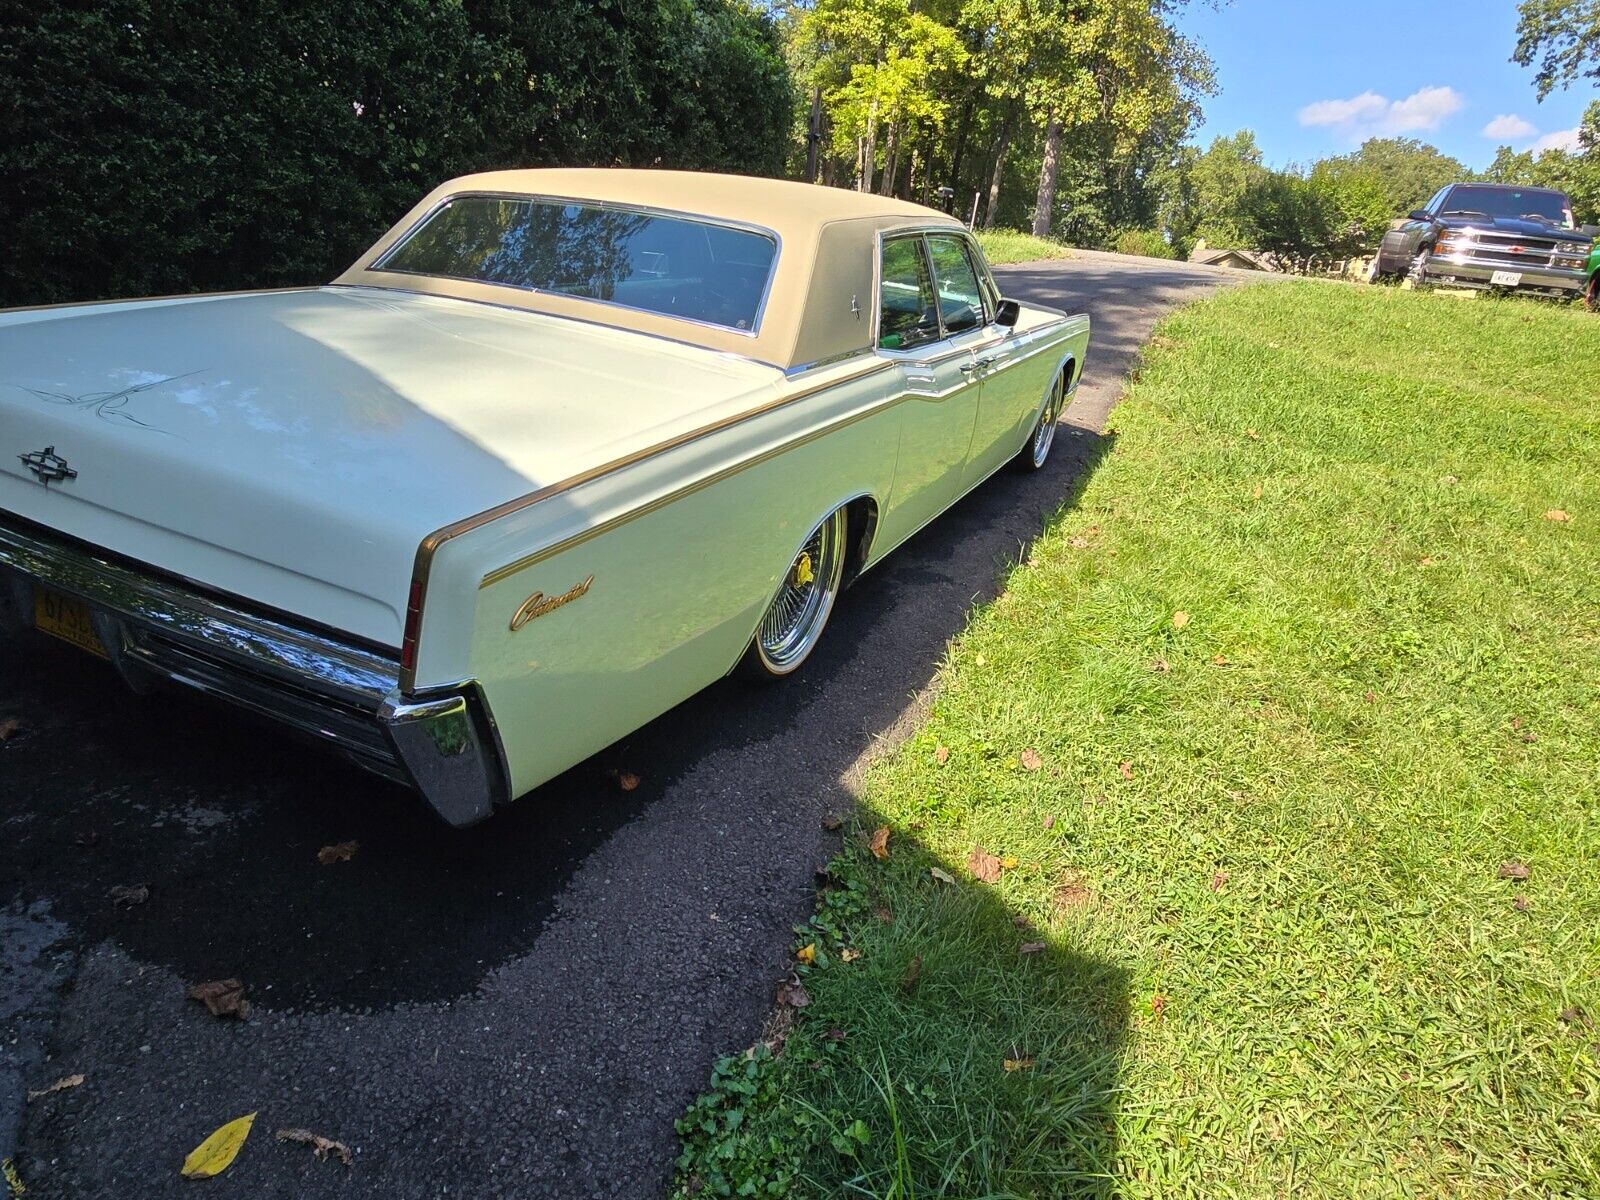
left=0, top=170, right=1090, bottom=825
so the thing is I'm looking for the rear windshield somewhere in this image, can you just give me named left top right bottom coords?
left=376, top=195, right=778, bottom=332
left=1439, top=186, right=1574, bottom=228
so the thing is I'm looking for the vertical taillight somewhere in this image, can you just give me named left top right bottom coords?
left=401, top=577, right=423, bottom=674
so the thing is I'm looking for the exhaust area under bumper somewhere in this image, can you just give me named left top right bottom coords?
left=0, top=509, right=507, bottom=827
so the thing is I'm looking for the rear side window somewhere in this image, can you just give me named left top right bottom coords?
left=376, top=195, right=777, bottom=332
left=878, top=237, right=940, bottom=350
left=926, top=235, right=987, bottom=335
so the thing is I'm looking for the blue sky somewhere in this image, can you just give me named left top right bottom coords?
left=1177, top=0, right=1597, bottom=169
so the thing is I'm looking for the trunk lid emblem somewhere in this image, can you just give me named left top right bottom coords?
left=18, top=445, right=77, bottom=487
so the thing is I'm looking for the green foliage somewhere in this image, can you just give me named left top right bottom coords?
left=1480, top=101, right=1600, bottom=224
left=1113, top=228, right=1176, bottom=259
left=0, top=0, right=792, bottom=307
left=1514, top=0, right=1600, bottom=98
left=973, top=228, right=1073, bottom=265
left=674, top=282, right=1600, bottom=1197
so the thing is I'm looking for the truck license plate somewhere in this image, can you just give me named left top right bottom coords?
left=1490, top=270, right=1522, bottom=287
left=34, top=588, right=109, bottom=659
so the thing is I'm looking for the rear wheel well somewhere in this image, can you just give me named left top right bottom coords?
left=842, top=496, right=879, bottom=587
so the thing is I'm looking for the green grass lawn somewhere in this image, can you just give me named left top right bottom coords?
left=673, top=283, right=1600, bottom=1199
left=975, top=229, right=1074, bottom=266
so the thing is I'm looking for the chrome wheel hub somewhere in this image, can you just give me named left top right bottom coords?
left=757, top=510, right=846, bottom=673
left=1031, top=374, right=1065, bottom=467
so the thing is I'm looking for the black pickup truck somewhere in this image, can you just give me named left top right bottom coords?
left=1372, top=182, right=1599, bottom=299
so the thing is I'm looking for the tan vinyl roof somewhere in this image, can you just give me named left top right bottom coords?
left=336, top=169, right=964, bottom=370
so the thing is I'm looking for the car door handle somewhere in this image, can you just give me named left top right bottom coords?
left=975, top=355, right=1000, bottom=368
left=960, top=356, right=1001, bottom=375
left=958, top=361, right=980, bottom=374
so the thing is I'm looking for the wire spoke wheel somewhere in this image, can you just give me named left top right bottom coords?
left=1025, top=370, right=1067, bottom=470
left=750, top=508, right=847, bottom=676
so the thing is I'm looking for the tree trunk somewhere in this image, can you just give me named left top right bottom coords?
left=861, top=98, right=879, bottom=193
left=880, top=121, right=900, bottom=196
left=948, top=96, right=975, bottom=201
left=982, top=105, right=1018, bottom=230
left=1032, top=114, right=1064, bottom=238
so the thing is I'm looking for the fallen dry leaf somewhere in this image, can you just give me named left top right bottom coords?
left=1211, top=654, right=1230, bottom=666
left=873, top=905, right=894, bottom=923
left=1511, top=716, right=1523, bottom=730
left=615, top=770, right=641, bottom=792
left=1497, top=861, right=1531, bottom=881
left=1118, top=761, right=1134, bottom=781
left=1019, top=941, right=1046, bottom=955
left=1209, top=871, right=1229, bottom=892
left=900, top=954, right=923, bottom=994
left=1560, top=1006, right=1592, bottom=1028
left=1002, top=1057, right=1034, bottom=1072
left=1150, top=657, right=1171, bottom=673
left=821, top=813, right=844, bottom=832
left=776, top=972, right=810, bottom=1009
left=181, top=1113, right=256, bottom=1179
left=1043, top=814, right=1056, bottom=830
left=1245, top=428, right=1260, bottom=440
left=1514, top=896, right=1530, bottom=912
left=795, top=943, right=816, bottom=966
left=1443, top=474, right=1458, bottom=485
left=934, top=744, right=950, bottom=765
left=1020, top=749, right=1043, bottom=772
left=825, top=1027, right=847, bottom=1042
left=868, top=826, right=891, bottom=860
left=1543, top=509, right=1572, bottom=523
left=316, top=841, right=359, bottom=865
left=0, top=717, right=22, bottom=742
left=186, top=978, right=251, bottom=1020
left=841, top=948, right=862, bottom=963
left=26, top=1074, right=84, bottom=1101
left=1171, top=610, right=1190, bottom=630
left=275, top=1127, right=352, bottom=1167
left=1250, top=485, right=1263, bottom=500
left=1364, top=690, right=1376, bottom=704
left=928, top=866, right=955, bottom=885
left=1151, top=993, right=1168, bottom=1020
left=109, top=883, right=149, bottom=908
left=967, top=846, right=1003, bottom=884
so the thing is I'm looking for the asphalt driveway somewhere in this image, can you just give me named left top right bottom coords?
left=1, top=252, right=1256, bottom=1197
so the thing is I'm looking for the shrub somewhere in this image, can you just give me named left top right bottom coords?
left=0, top=0, right=793, bottom=306
left=1113, top=228, right=1178, bottom=259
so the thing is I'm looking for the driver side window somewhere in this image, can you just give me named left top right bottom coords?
left=878, top=236, right=940, bottom=350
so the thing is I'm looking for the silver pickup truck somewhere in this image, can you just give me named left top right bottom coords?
left=1373, top=182, right=1598, bottom=300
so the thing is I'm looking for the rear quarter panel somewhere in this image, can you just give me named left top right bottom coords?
left=416, top=359, right=902, bottom=797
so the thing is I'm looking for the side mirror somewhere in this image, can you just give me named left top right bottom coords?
left=994, top=298, right=1021, bottom=328
left=1408, top=210, right=1431, bottom=221
left=1581, top=224, right=1600, bottom=239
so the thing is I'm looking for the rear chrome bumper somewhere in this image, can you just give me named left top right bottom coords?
left=0, top=511, right=506, bottom=826
left=1426, top=253, right=1587, bottom=296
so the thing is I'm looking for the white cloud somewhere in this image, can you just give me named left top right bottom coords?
left=1482, top=113, right=1537, bottom=141
left=1533, top=127, right=1582, bottom=153
left=1298, top=86, right=1464, bottom=138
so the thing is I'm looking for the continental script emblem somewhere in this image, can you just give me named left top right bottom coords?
left=18, top=445, right=77, bottom=487
left=510, top=576, right=594, bottom=631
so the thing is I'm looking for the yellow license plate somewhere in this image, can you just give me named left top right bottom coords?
left=34, top=588, right=109, bottom=659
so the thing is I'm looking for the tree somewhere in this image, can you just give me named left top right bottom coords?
left=1513, top=0, right=1600, bottom=98
left=1185, top=131, right=1268, bottom=247
left=0, top=0, right=794, bottom=307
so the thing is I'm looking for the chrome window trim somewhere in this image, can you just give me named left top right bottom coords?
left=368, top=190, right=782, bottom=339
